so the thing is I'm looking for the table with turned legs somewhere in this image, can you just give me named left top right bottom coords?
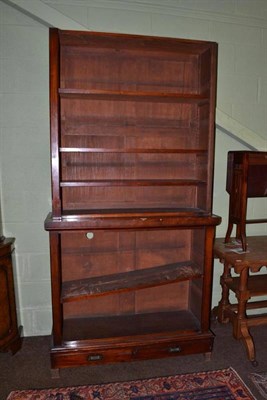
left=213, top=236, right=267, bottom=366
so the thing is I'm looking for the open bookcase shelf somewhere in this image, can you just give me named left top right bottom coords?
left=45, top=29, right=220, bottom=372
left=60, top=148, right=208, bottom=154
left=62, top=310, right=201, bottom=343
left=60, top=179, right=206, bottom=187
left=59, top=88, right=209, bottom=103
left=61, top=261, right=202, bottom=303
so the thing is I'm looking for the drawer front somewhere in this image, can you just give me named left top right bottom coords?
left=132, top=337, right=213, bottom=360
left=51, top=336, right=213, bottom=369
left=51, top=347, right=133, bottom=369
left=133, top=342, right=185, bottom=360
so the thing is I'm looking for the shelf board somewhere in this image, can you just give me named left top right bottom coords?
left=44, top=209, right=221, bottom=231
left=60, top=179, right=206, bottom=187
left=62, top=310, right=201, bottom=343
left=59, top=88, right=209, bottom=103
left=60, top=147, right=207, bottom=154
left=61, top=261, right=202, bottom=303
left=61, top=119, right=195, bottom=131
left=60, top=207, right=209, bottom=218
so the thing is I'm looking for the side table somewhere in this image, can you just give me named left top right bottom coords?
left=224, top=151, right=267, bottom=251
left=213, top=236, right=267, bottom=366
left=0, top=238, right=22, bottom=354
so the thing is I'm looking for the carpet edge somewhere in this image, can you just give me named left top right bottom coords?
left=6, top=366, right=257, bottom=400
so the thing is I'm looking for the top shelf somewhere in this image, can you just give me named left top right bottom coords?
left=59, top=89, right=209, bottom=103
left=59, top=30, right=215, bottom=55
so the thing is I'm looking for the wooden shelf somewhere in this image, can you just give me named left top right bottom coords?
left=45, top=210, right=220, bottom=231
left=61, top=261, right=202, bottom=303
left=62, top=310, right=201, bottom=343
left=59, top=88, right=209, bottom=103
left=61, top=119, right=196, bottom=130
left=60, top=147, right=207, bottom=154
left=60, top=179, right=206, bottom=187
left=60, top=207, right=210, bottom=218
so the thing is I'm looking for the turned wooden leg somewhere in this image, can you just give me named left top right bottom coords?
left=217, top=261, right=232, bottom=324
left=232, top=267, right=257, bottom=363
left=233, top=267, right=249, bottom=339
left=240, top=322, right=257, bottom=365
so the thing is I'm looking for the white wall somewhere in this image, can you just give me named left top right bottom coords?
left=0, top=0, right=266, bottom=336
left=0, top=1, right=52, bottom=335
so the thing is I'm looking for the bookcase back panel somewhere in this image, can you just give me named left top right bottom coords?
left=60, top=46, right=204, bottom=94
left=63, top=281, right=193, bottom=319
left=60, top=99, right=199, bottom=131
left=62, top=131, right=201, bottom=150
left=134, top=281, right=190, bottom=313
left=61, top=186, right=199, bottom=211
left=61, top=120, right=207, bottom=152
left=61, top=229, right=192, bottom=282
left=61, top=153, right=207, bottom=180
left=61, top=227, right=204, bottom=321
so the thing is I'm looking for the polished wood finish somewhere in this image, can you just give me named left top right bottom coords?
left=61, top=261, right=202, bottom=302
left=45, top=29, right=220, bottom=371
left=213, top=236, right=267, bottom=365
left=224, top=151, right=267, bottom=251
left=0, top=238, right=22, bottom=354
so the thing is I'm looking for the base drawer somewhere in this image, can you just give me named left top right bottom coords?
left=51, top=346, right=133, bottom=369
left=132, top=337, right=213, bottom=360
left=51, top=333, right=214, bottom=369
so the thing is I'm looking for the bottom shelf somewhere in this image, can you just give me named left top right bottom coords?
left=62, top=310, right=201, bottom=345
left=51, top=310, right=213, bottom=369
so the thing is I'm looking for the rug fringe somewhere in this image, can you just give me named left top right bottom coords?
left=249, top=371, right=267, bottom=399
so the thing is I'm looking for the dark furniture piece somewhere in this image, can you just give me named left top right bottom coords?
left=45, top=29, right=221, bottom=372
left=213, top=236, right=267, bottom=366
left=0, top=237, right=22, bottom=354
left=224, top=151, right=267, bottom=251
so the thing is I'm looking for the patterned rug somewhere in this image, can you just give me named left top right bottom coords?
left=249, top=372, right=267, bottom=399
left=7, top=367, right=255, bottom=400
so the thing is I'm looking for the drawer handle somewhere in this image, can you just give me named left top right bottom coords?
left=168, top=346, right=181, bottom=353
left=88, top=354, right=103, bottom=361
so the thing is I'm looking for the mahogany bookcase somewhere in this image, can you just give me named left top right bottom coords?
left=45, top=29, right=221, bottom=372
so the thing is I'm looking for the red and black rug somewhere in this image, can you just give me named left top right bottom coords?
left=7, top=367, right=255, bottom=399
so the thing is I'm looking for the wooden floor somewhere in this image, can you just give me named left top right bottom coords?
left=1, top=322, right=267, bottom=400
